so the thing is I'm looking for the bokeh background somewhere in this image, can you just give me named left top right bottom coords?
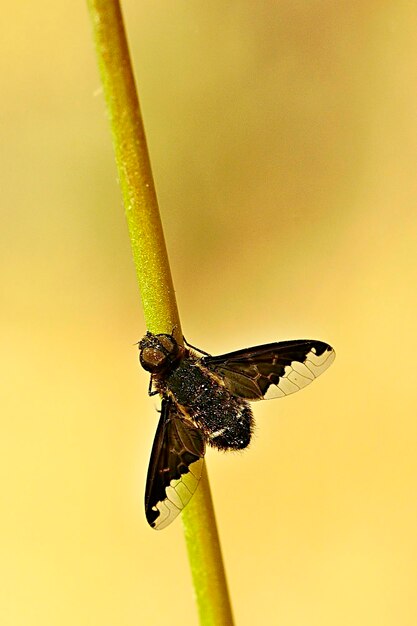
left=1, top=2, right=417, bottom=625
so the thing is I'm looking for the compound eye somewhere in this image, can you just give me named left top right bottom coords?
left=158, top=334, right=177, bottom=353
left=140, top=347, right=167, bottom=373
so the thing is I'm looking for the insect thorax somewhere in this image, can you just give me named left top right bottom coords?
left=163, top=358, right=253, bottom=451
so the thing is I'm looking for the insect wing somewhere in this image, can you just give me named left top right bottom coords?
left=145, top=399, right=205, bottom=530
left=203, top=340, right=335, bottom=400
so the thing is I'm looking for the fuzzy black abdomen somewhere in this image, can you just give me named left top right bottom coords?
left=164, top=360, right=253, bottom=451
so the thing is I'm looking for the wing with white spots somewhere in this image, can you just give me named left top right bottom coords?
left=145, top=399, right=205, bottom=530
left=203, top=340, right=335, bottom=401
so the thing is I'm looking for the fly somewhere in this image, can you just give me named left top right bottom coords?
left=139, top=332, right=335, bottom=529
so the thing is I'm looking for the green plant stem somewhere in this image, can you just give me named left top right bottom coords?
left=182, top=465, right=235, bottom=625
left=86, top=2, right=234, bottom=624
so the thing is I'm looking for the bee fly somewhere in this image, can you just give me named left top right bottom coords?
left=139, top=331, right=335, bottom=529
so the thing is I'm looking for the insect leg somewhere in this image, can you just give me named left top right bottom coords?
left=148, top=376, right=159, bottom=397
left=183, top=336, right=211, bottom=356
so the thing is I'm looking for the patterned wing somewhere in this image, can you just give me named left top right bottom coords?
left=202, top=340, right=335, bottom=401
left=145, top=398, right=205, bottom=530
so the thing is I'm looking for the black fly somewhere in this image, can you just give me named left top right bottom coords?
left=139, top=332, right=335, bottom=529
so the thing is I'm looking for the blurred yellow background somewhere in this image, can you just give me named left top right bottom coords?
left=1, top=2, right=417, bottom=625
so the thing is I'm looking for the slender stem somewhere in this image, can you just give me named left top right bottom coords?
left=87, top=0, right=178, bottom=335
left=86, top=2, right=234, bottom=624
left=182, top=466, right=235, bottom=625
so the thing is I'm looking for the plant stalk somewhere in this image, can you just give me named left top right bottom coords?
left=86, top=2, right=234, bottom=624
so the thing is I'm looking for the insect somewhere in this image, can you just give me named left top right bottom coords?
left=139, top=331, right=335, bottom=529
